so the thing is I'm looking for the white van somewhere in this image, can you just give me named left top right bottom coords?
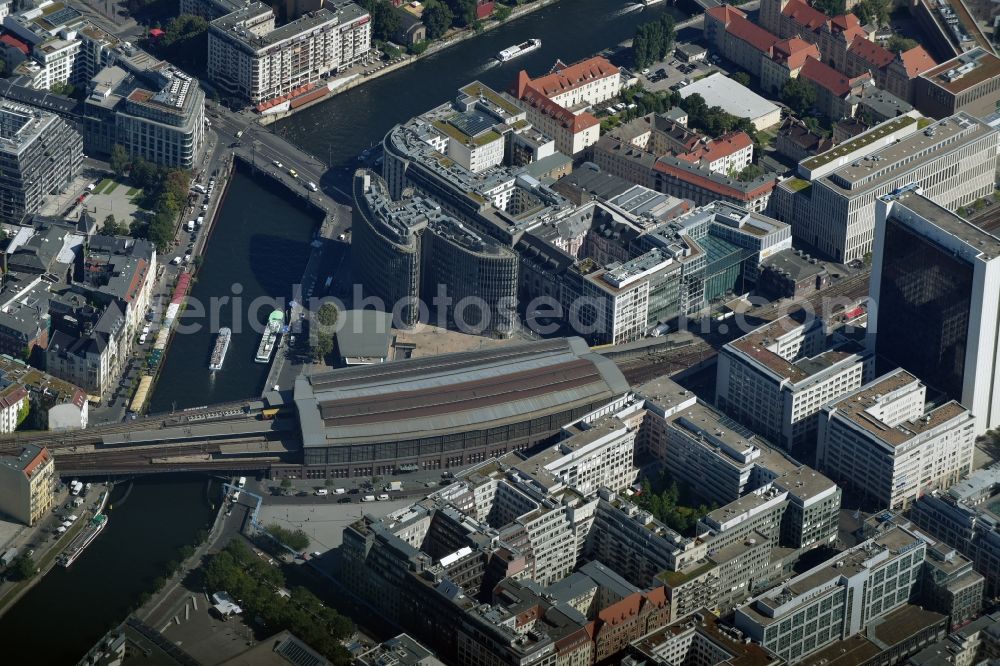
left=138, top=333, right=148, bottom=345
left=171, top=257, right=181, bottom=265
left=361, top=495, right=376, bottom=502
left=333, top=488, right=346, bottom=494
left=315, top=489, right=329, bottom=496
left=196, top=216, right=205, bottom=226
left=306, top=182, right=318, bottom=192
left=185, top=221, right=195, bottom=232
left=377, top=493, right=390, bottom=501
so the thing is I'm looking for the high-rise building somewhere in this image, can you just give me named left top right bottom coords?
left=0, top=100, right=82, bottom=223
left=352, top=170, right=519, bottom=335
left=773, top=112, right=998, bottom=262
left=817, top=368, right=975, bottom=511
left=868, top=187, right=1000, bottom=435
left=0, top=444, right=54, bottom=526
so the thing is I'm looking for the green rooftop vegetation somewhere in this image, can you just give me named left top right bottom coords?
left=460, top=82, right=521, bottom=116
left=918, top=117, right=933, bottom=129
left=801, top=115, right=917, bottom=171
left=658, top=560, right=716, bottom=588
left=784, top=177, right=812, bottom=193
left=434, top=119, right=502, bottom=147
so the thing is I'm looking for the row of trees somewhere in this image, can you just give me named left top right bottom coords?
left=632, top=14, right=676, bottom=69
left=110, top=144, right=191, bottom=252
left=204, top=540, right=353, bottom=664
left=636, top=472, right=717, bottom=536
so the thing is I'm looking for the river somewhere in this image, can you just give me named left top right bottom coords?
left=0, top=476, right=217, bottom=664
left=273, top=0, right=688, bottom=190
left=147, top=169, right=320, bottom=413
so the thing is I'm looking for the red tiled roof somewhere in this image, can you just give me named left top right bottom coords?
left=782, top=0, right=827, bottom=31
left=705, top=4, right=747, bottom=22
left=21, top=446, right=48, bottom=479
left=521, top=56, right=620, bottom=99
left=830, top=13, right=861, bottom=31
left=847, top=35, right=893, bottom=68
left=0, top=34, right=29, bottom=56
left=653, top=160, right=776, bottom=201
left=772, top=38, right=821, bottom=70
left=677, top=131, right=753, bottom=165
left=726, top=13, right=780, bottom=55
left=519, top=86, right=599, bottom=133
left=801, top=56, right=870, bottom=95
left=899, top=45, right=937, bottom=78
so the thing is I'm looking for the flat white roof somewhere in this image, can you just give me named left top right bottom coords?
left=679, top=73, right=779, bottom=122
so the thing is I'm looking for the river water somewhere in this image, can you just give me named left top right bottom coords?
left=273, top=0, right=686, bottom=190
left=3, top=1, right=693, bottom=660
left=147, top=169, right=319, bottom=413
left=0, top=476, right=217, bottom=664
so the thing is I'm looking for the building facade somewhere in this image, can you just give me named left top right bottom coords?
left=0, top=444, right=54, bottom=526
left=818, top=368, right=975, bottom=511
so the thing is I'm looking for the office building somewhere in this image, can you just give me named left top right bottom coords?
left=0, top=444, right=54, bottom=526
left=734, top=525, right=926, bottom=663
left=356, top=634, right=445, bottom=666
left=0, top=100, right=81, bottom=223
left=911, top=466, right=1000, bottom=599
left=773, top=111, right=998, bottom=262
left=84, top=64, right=206, bottom=169
left=352, top=170, right=518, bottom=335
left=818, top=369, right=975, bottom=511
left=915, top=47, right=1000, bottom=119
left=909, top=612, right=1000, bottom=665
left=716, top=314, right=873, bottom=456
left=868, top=188, right=1000, bottom=435
left=207, top=2, right=370, bottom=105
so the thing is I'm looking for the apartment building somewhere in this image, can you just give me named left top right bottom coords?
left=868, top=189, right=1000, bottom=435
left=734, top=525, right=926, bottom=663
left=84, top=64, right=206, bottom=169
left=0, top=444, right=54, bottom=526
left=716, top=314, right=873, bottom=457
left=0, top=100, right=81, bottom=223
left=818, top=369, right=975, bottom=511
left=207, top=2, right=370, bottom=105
left=625, top=610, right=782, bottom=666
left=915, top=47, right=1000, bottom=119
left=773, top=112, right=999, bottom=262
left=512, top=56, right=620, bottom=156
left=703, top=4, right=778, bottom=80
left=798, top=57, right=871, bottom=120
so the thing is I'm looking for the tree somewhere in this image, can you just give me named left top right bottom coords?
left=357, top=0, right=400, bottom=42
left=782, top=77, right=816, bottom=117
left=886, top=35, right=918, bottom=53
left=445, top=0, right=478, bottom=27
left=736, top=163, right=765, bottom=182
left=161, top=14, right=208, bottom=47
left=12, top=554, right=35, bottom=580
left=101, top=214, right=124, bottom=236
left=812, top=0, right=846, bottom=16
left=110, top=144, right=129, bottom=178
left=317, top=302, right=338, bottom=327
left=266, top=524, right=310, bottom=550
left=422, top=0, right=454, bottom=39
left=730, top=71, right=751, bottom=87
left=632, top=14, right=676, bottom=69
left=853, top=0, right=891, bottom=26
left=495, top=4, right=512, bottom=21
left=312, top=332, right=334, bottom=361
